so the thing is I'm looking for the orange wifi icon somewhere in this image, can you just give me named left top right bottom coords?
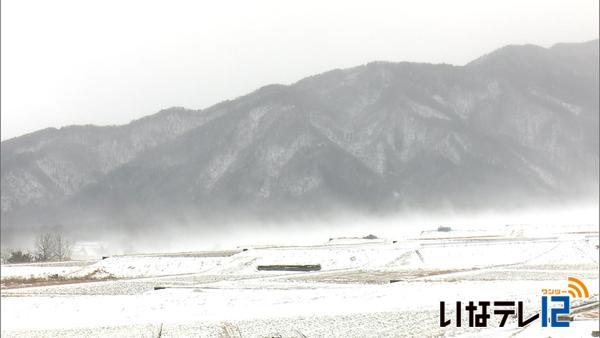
left=567, top=277, right=589, bottom=299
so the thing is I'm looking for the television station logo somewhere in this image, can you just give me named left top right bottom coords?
left=439, top=276, right=591, bottom=328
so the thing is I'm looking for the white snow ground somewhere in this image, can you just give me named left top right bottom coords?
left=1, top=224, right=598, bottom=337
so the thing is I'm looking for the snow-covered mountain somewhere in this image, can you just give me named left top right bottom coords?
left=1, top=40, right=598, bottom=235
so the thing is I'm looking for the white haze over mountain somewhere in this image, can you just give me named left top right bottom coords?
left=1, top=39, right=598, bottom=250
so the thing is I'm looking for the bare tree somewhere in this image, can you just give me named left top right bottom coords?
left=53, top=233, right=72, bottom=261
left=35, top=232, right=55, bottom=262
left=34, top=232, right=72, bottom=262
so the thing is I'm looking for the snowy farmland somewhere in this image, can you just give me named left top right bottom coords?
left=1, top=224, right=598, bottom=337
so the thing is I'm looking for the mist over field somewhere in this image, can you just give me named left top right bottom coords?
left=104, top=204, right=598, bottom=257
left=2, top=201, right=598, bottom=259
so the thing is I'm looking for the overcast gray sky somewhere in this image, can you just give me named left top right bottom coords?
left=1, top=0, right=598, bottom=140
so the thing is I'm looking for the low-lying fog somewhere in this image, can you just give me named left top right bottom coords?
left=3, top=202, right=597, bottom=260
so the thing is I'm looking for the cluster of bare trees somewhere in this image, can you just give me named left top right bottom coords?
left=34, top=232, right=72, bottom=262
left=2, top=232, right=73, bottom=264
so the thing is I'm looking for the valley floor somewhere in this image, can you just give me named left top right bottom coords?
left=1, top=224, right=598, bottom=337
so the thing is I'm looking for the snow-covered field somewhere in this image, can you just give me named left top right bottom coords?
left=1, top=224, right=598, bottom=337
